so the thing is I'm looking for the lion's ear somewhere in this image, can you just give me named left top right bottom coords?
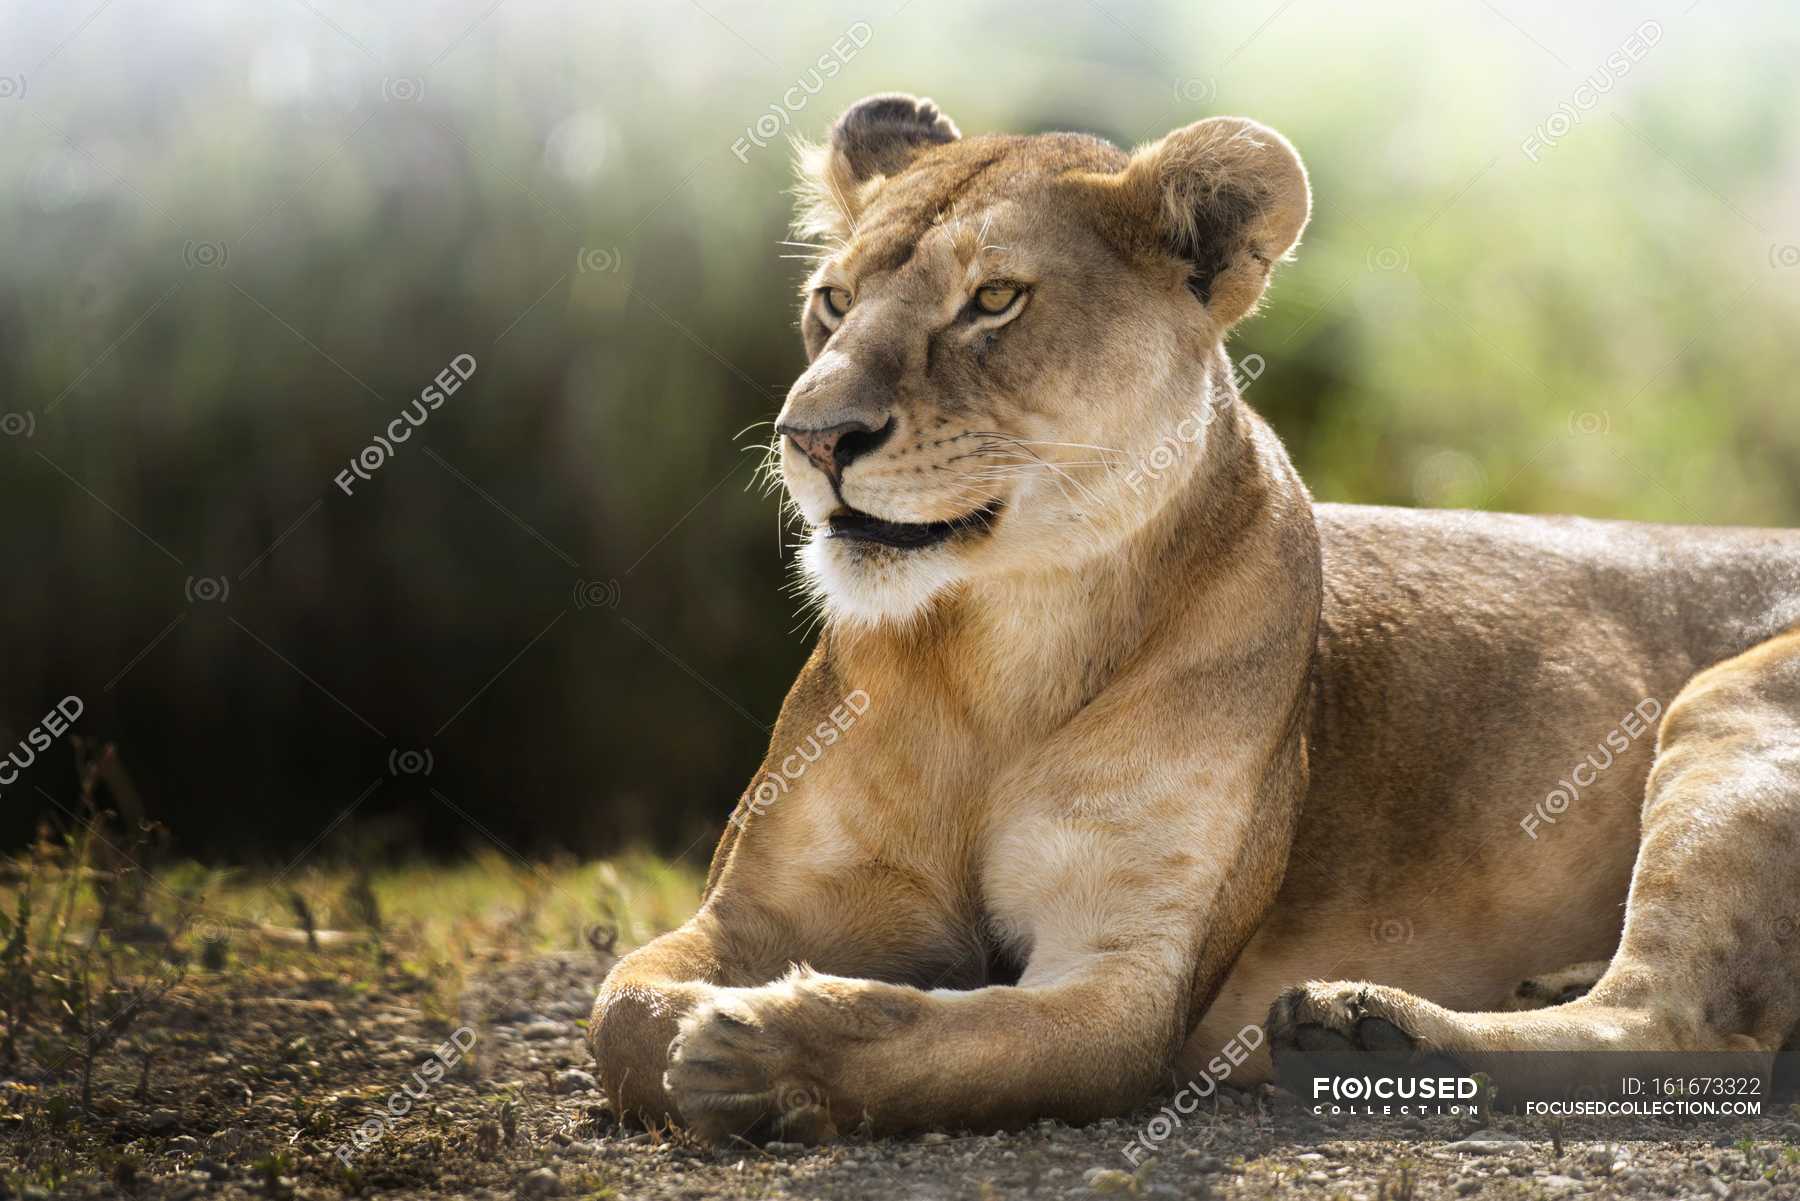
left=793, top=94, right=960, bottom=240
left=1122, top=116, right=1310, bottom=328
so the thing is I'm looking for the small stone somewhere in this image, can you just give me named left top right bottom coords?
left=1542, top=1175, right=1582, bottom=1191
left=552, top=1069, right=597, bottom=1095
left=919, top=1131, right=950, bottom=1144
left=1307, top=1172, right=1330, bottom=1184
left=168, top=1135, right=202, bottom=1153
left=519, top=1021, right=565, bottom=1041
left=520, top=1166, right=561, bottom=1197
left=147, top=1108, right=180, bottom=1131
left=1085, top=1167, right=1138, bottom=1193
left=1297, top=1152, right=1325, bottom=1162
left=764, top=1141, right=803, bottom=1153
left=1457, top=1182, right=1480, bottom=1196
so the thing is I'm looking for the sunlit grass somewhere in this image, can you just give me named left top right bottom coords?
left=3, top=848, right=701, bottom=966
left=2, top=827, right=704, bottom=1058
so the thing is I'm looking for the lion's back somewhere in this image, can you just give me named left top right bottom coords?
left=1297, top=502, right=1800, bottom=868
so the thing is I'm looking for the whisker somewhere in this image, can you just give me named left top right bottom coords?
left=948, top=444, right=1112, bottom=469
left=964, top=430, right=1128, bottom=459
left=1003, top=439, right=1127, bottom=459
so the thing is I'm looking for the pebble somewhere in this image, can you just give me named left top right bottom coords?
left=167, top=1135, right=202, bottom=1153
left=519, top=1021, right=565, bottom=1041
left=1084, top=1167, right=1137, bottom=1192
left=919, top=1131, right=950, bottom=1144
left=552, top=1068, right=597, bottom=1094
left=147, top=1108, right=180, bottom=1131
left=519, top=1166, right=561, bottom=1197
left=1542, top=1175, right=1582, bottom=1191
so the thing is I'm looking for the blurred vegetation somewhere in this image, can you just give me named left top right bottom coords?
left=0, top=791, right=699, bottom=1140
left=1, top=1, right=1797, bottom=860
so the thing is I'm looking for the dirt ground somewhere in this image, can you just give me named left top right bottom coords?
left=6, top=949, right=1800, bottom=1201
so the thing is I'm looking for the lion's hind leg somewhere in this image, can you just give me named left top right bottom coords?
left=1272, top=628, right=1800, bottom=1069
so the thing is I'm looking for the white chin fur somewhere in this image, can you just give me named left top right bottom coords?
left=799, top=531, right=964, bottom=627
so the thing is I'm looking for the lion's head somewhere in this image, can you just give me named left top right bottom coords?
left=775, top=95, right=1310, bottom=625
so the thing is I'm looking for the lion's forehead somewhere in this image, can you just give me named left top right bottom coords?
left=841, top=132, right=1127, bottom=281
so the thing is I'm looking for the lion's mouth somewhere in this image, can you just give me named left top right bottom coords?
left=826, top=500, right=1004, bottom=550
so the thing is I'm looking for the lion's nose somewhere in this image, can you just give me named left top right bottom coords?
left=777, top=417, right=894, bottom=479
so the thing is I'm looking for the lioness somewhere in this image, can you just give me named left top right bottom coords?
left=590, top=95, right=1800, bottom=1141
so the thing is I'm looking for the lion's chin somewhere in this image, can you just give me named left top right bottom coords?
left=799, top=531, right=967, bottom=627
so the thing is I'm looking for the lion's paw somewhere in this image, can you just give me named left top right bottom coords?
left=1504, top=960, right=1607, bottom=1011
left=1267, top=981, right=1428, bottom=1057
left=664, top=991, right=836, bottom=1145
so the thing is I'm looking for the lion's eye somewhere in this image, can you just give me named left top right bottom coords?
left=819, top=287, right=853, bottom=320
left=973, top=285, right=1022, bottom=316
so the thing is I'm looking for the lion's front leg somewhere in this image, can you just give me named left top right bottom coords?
left=589, top=921, right=726, bottom=1125
left=665, top=953, right=1186, bottom=1141
left=667, top=687, right=1306, bottom=1140
left=590, top=901, right=803, bottom=1125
